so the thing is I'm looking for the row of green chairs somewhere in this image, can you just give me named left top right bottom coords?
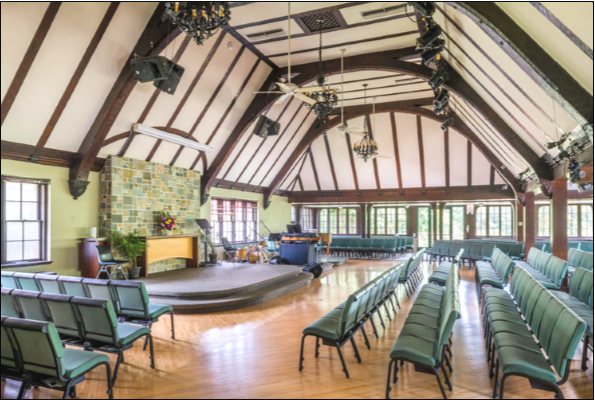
left=299, top=263, right=405, bottom=379
left=428, top=250, right=464, bottom=287
left=481, top=268, right=586, bottom=399
left=1, top=317, right=113, bottom=399
left=536, top=241, right=593, bottom=254
left=475, top=248, right=516, bottom=299
left=568, top=248, right=594, bottom=276
left=515, top=248, right=568, bottom=290
left=322, top=237, right=414, bottom=260
left=398, top=250, right=425, bottom=298
left=386, top=262, right=461, bottom=399
left=1, top=271, right=175, bottom=343
left=551, top=268, right=594, bottom=372
left=2, top=288, right=154, bottom=386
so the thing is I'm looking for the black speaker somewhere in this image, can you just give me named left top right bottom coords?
left=303, top=263, right=323, bottom=279
left=253, top=115, right=281, bottom=138
left=131, top=56, right=185, bottom=95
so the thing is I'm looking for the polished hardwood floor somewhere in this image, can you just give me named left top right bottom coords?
left=2, top=260, right=593, bottom=399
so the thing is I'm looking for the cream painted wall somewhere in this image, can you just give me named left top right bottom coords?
left=202, top=188, right=293, bottom=240
left=1, top=159, right=100, bottom=277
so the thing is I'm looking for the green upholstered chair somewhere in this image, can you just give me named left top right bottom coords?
left=35, top=274, right=63, bottom=295
left=12, top=273, right=40, bottom=292
left=58, top=277, right=88, bottom=298
left=39, top=293, right=84, bottom=343
left=70, top=297, right=154, bottom=385
left=579, top=242, right=593, bottom=253
left=111, top=281, right=175, bottom=343
left=1, top=272, right=19, bottom=290
left=1, top=288, right=20, bottom=318
left=83, top=279, right=120, bottom=314
left=2, top=317, right=113, bottom=400
left=11, top=290, right=49, bottom=322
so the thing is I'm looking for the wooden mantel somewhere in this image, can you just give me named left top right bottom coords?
left=143, top=235, right=200, bottom=277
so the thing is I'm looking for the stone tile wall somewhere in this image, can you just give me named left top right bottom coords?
left=100, top=156, right=202, bottom=274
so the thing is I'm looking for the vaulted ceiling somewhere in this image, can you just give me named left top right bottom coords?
left=1, top=2, right=593, bottom=205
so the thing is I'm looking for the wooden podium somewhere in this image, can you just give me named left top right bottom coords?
left=142, top=235, right=199, bottom=277
left=79, top=238, right=108, bottom=278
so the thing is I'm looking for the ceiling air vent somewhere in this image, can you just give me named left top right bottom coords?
left=361, top=4, right=407, bottom=20
left=299, top=11, right=342, bottom=32
left=247, top=28, right=285, bottom=40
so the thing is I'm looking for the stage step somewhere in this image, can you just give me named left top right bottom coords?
left=149, top=272, right=313, bottom=314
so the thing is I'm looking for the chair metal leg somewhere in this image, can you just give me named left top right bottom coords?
left=315, top=338, right=321, bottom=358
left=112, top=353, right=123, bottom=385
left=492, top=359, right=500, bottom=399
left=336, top=344, right=350, bottom=379
left=369, top=315, right=379, bottom=339
left=350, top=337, right=362, bottom=364
left=498, top=374, right=507, bottom=400
left=434, top=368, right=448, bottom=400
left=299, top=335, right=307, bottom=372
left=377, top=310, right=387, bottom=330
left=147, top=334, right=155, bottom=369
left=361, top=326, right=371, bottom=350
left=441, top=364, right=453, bottom=392
left=170, top=311, right=176, bottom=340
left=105, top=363, right=114, bottom=400
left=384, top=303, right=393, bottom=322
left=386, top=360, right=395, bottom=400
left=582, top=334, right=590, bottom=371
left=16, top=376, right=28, bottom=400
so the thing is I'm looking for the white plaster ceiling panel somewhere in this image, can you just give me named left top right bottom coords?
left=494, top=172, right=506, bottom=186
left=326, top=130, right=356, bottom=191
left=325, top=71, right=401, bottom=85
left=260, top=113, right=318, bottom=188
left=1, top=2, right=50, bottom=102
left=150, top=141, right=184, bottom=167
left=46, top=2, right=157, bottom=152
left=203, top=61, right=272, bottom=168
left=448, top=130, right=469, bottom=187
left=421, top=117, right=446, bottom=188
left=299, top=152, right=319, bottom=191
left=125, top=134, right=158, bottom=161
left=372, top=113, right=400, bottom=189
left=173, top=147, right=201, bottom=172
left=236, top=19, right=303, bottom=42
left=98, top=139, right=125, bottom=160
left=341, top=81, right=430, bottom=102
left=310, top=135, right=335, bottom=190
left=341, top=90, right=433, bottom=107
left=472, top=146, right=492, bottom=186
left=497, top=2, right=593, bottom=95
left=1, top=2, right=110, bottom=146
left=235, top=99, right=303, bottom=184
left=394, top=113, right=422, bottom=188
left=249, top=104, right=310, bottom=186
left=339, top=2, right=409, bottom=25
left=229, top=2, right=347, bottom=28
left=217, top=117, right=259, bottom=178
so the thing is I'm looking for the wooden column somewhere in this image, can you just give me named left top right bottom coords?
left=295, top=205, right=302, bottom=226
left=407, top=206, right=417, bottom=237
left=432, top=203, right=439, bottom=244
left=359, top=203, right=367, bottom=238
left=465, top=205, right=476, bottom=239
left=516, top=201, right=525, bottom=242
left=524, top=192, right=536, bottom=256
left=551, top=178, right=569, bottom=261
left=365, top=204, right=372, bottom=239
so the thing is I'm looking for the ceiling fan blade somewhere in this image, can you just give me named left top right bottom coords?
left=295, top=93, right=317, bottom=106
left=254, top=91, right=285, bottom=94
left=275, top=82, right=289, bottom=92
left=294, top=87, right=323, bottom=93
left=275, top=94, right=290, bottom=105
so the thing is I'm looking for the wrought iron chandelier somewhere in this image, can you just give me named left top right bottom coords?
left=306, top=20, right=338, bottom=120
left=353, top=85, right=379, bottom=162
left=165, top=2, right=231, bottom=45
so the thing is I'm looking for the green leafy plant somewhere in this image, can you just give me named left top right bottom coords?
left=107, top=230, right=147, bottom=269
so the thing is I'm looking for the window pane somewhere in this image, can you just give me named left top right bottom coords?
left=22, top=184, right=38, bottom=202
left=500, top=207, right=512, bottom=237
left=22, top=203, right=38, bottom=221
left=338, top=209, right=347, bottom=235
left=476, top=208, right=487, bottom=237
left=348, top=209, right=357, bottom=234
left=397, top=208, right=407, bottom=235
left=5, top=202, right=21, bottom=220
left=376, top=208, right=386, bottom=235
left=24, top=222, right=40, bottom=241
left=7, top=222, right=23, bottom=241
left=538, top=206, right=550, bottom=237
left=452, top=207, right=465, bottom=240
left=489, top=208, right=500, bottom=236
left=387, top=209, right=396, bottom=235
left=24, top=241, right=40, bottom=260
left=442, top=209, right=451, bottom=241
left=329, top=209, right=338, bottom=234
left=581, top=206, right=593, bottom=238
left=418, top=208, right=430, bottom=248
left=567, top=205, right=579, bottom=237
left=6, top=242, right=23, bottom=262
left=5, top=182, right=21, bottom=201
left=319, top=210, right=328, bottom=233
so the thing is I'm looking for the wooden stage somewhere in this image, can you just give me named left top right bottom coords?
left=2, top=260, right=592, bottom=399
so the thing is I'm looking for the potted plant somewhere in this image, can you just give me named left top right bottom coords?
left=199, top=230, right=218, bottom=265
left=107, top=230, right=147, bottom=279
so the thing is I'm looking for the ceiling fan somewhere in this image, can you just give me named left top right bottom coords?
left=254, top=3, right=321, bottom=106
left=327, top=49, right=367, bottom=138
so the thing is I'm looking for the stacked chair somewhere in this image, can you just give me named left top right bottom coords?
left=428, top=249, right=464, bottom=287
left=398, top=250, right=425, bottom=298
left=568, top=248, right=594, bottom=276
left=426, top=240, right=524, bottom=267
left=322, top=237, right=414, bottom=260
left=514, top=248, right=568, bottom=290
left=550, top=268, right=594, bottom=372
left=299, top=263, right=405, bottom=379
left=386, top=263, right=461, bottom=400
left=475, top=248, right=516, bottom=300
left=1, top=317, right=114, bottom=400
left=481, top=268, right=587, bottom=399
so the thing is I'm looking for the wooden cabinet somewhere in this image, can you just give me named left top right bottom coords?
left=79, top=238, right=108, bottom=278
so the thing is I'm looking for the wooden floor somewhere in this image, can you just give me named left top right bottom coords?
left=2, top=260, right=593, bottom=399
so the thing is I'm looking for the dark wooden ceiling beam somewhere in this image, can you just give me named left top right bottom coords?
left=365, top=115, right=381, bottom=190
left=263, top=99, right=523, bottom=207
left=416, top=115, right=426, bottom=189
left=69, top=3, right=182, bottom=199
left=289, top=185, right=516, bottom=204
left=345, top=133, right=360, bottom=191
left=201, top=48, right=549, bottom=206
left=323, top=134, right=339, bottom=191
left=276, top=150, right=309, bottom=194
left=446, top=2, right=593, bottom=127
left=390, top=113, right=404, bottom=189
left=309, top=148, right=322, bottom=192
left=467, top=141, right=473, bottom=188
left=37, top=2, right=120, bottom=149
left=444, top=128, right=450, bottom=189
left=1, top=3, right=62, bottom=127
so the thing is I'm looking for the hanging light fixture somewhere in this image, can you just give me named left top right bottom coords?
left=165, top=2, right=231, bottom=45
left=353, top=84, right=379, bottom=162
left=306, top=19, right=338, bottom=120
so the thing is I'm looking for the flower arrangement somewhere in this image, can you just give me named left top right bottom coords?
left=160, top=211, right=178, bottom=234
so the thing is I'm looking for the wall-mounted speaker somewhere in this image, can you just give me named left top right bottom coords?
left=253, top=115, right=281, bottom=138
left=130, top=56, right=185, bottom=95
